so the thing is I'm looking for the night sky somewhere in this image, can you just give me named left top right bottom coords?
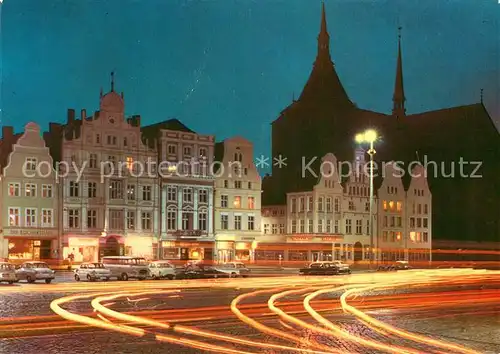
left=1, top=0, right=499, bottom=163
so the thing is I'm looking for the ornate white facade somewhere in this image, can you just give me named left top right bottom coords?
left=142, top=121, right=215, bottom=261
left=214, top=137, right=261, bottom=263
left=55, top=80, right=159, bottom=262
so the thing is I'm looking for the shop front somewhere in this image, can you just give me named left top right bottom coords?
left=124, top=234, right=155, bottom=259
left=99, top=234, right=125, bottom=259
left=161, top=240, right=214, bottom=262
left=3, top=228, right=58, bottom=262
left=63, top=235, right=99, bottom=263
left=216, top=241, right=234, bottom=263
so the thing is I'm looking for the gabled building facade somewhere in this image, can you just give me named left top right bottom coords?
left=213, top=137, right=261, bottom=263
left=0, top=123, right=60, bottom=262
left=142, top=119, right=215, bottom=262
left=44, top=77, right=159, bottom=262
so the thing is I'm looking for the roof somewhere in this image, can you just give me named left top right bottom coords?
left=141, top=118, right=195, bottom=133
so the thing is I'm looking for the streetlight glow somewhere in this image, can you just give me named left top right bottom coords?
left=364, top=129, right=377, bottom=142
left=355, top=133, right=365, bottom=144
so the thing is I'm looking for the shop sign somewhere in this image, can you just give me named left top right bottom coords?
left=4, top=228, right=56, bottom=237
left=173, top=230, right=203, bottom=237
left=241, top=237, right=255, bottom=241
left=290, top=236, right=314, bottom=242
left=322, top=236, right=342, bottom=242
left=178, top=242, right=200, bottom=247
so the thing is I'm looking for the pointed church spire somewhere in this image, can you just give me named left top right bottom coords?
left=100, top=87, right=103, bottom=99
left=110, top=71, right=115, bottom=92
left=392, top=26, right=406, bottom=118
left=317, top=2, right=331, bottom=64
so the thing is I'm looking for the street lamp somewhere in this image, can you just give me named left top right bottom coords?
left=355, top=129, right=377, bottom=269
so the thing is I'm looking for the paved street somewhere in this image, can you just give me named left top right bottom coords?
left=1, top=269, right=499, bottom=354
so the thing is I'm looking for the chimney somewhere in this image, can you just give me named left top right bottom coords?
left=2, top=126, right=13, bottom=140
left=81, top=109, right=86, bottom=120
left=67, top=109, right=75, bottom=124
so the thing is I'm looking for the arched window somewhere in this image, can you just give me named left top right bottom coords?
left=198, top=207, right=208, bottom=231
left=167, top=206, right=177, bottom=231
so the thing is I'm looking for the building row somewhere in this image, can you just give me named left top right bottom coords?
left=0, top=80, right=431, bottom=265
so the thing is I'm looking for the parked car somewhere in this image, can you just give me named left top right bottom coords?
left=74, top=263, right=111, bottom=281
left=377, top=260, right=412, bottom=272
left=101, top=256, right=149, bottom=280
left=148, top=261, right=176, bottom=280
left=216, top=262, right=251, bottom=277
left=299, top=261, right=351, bottom=276
left=0, top=262, right=18, bottom=284
left=15, top=261, right=55, bottom=283
left=176, top=263, right=230, bottom=279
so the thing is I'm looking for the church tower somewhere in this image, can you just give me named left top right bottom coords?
left=392, top=27, right=406, bottom=118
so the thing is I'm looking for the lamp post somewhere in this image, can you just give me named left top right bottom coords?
left=355, top=129, right=377, bottom=269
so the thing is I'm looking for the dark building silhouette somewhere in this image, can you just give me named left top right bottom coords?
left=263, top=4, right=500, bottom=243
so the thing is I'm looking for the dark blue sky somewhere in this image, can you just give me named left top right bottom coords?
left=1, top=0, right=499, bottom=161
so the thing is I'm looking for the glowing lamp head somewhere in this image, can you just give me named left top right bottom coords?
left=364, top=129, right=377, bottom=142
left=355, top=133, right=365, bottom=144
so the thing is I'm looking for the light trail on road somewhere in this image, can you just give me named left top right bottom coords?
left=1, top=269, right=499, bottom=353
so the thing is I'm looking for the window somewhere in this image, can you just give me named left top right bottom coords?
left=383, top=216, right=388, bottom=227
left=25, top=183, right=36, bottom=197
left=345, top=219, right=352, bottom=234
left=88, top=182, right=97, bottom=198
left=167, top=209, right=177, bottom=230
left=167, top=186, right=177, bottom=201
left=69, top=181, right=79, bottom=197
left=9, top=207, right=20, bottom=226
left=334, top=198, right=340, bottom=212
left=248, top=197, right=255, bottom=209
left=168, top=145, right=176, bottom=155
left=383, top=200, right=388, bottom=211
left=25, top=157, right=37, bottom=172
left=417, top=204, right=422, bottom=214
left=198, top=212, right=207, bottom=231
left=423, top=232, right=429, bottom=242
left=390, top=216, right=395, bottom=227
left=348, top=201, right=354, bottom=211
left=308, top=197, right=313, bottom=211
left=424, top=204, right=428, bottom=214
left=8, top=183, right=20, bottom=197
left=221, top=195, right=228, bottom=208
left=233, top=196, right=241, bottom=208
left=123, top=137, right=128, bottom=147
left=318, top=219, right=323, bottom=233
left=110, top=209, right=124, bottom=230
left=272, top=224, right=278, bottom=234
left=317, top=197, right=324, bottom=212
left=366, top=220, right=369, bottom=234
left=234, top=180, right=242, bottom=189
left=221, top=215, right=229, bottom=230
left=96, top=134, right=100, bottom=144
left=126, top=156, right=134, bottom=172
left=396, top=201, right=402, bottom=212
left=127, top=184, right=135, bottom=200
left=299, top=198, right=305, bottom=212
left=142, top=186, right=152, bottom=201
left=335, top=220, right=339, bottom=234
left=417, top=218, right=422, bottom=228
left=248, top=216, right=255, bottom=230
left=68, top=209, right=80, bottom=228
left=383, top=231, right=388, bottom=242
left=365, top=202, right=369, bottom=212
left=127, top=211, right=135, bottom=229
left=224, top=180, right=228, bottom=188
left=199, top=147, right=207, bottom=157
left=109, top=180, right=123, bottom=199
left=279, top=224, right=285, bottom=234
left=41, top=209, right=53, bottom=227
left=247, top=181, right=251, bottom=189
left=89, top=153, right=97, bottom=168
left=356, top=220, right=362, bottom=234
left=299, top=220, right=305, bottom=233
left=291, top=220, right=297, bottom=233
left=423, top=218, right=428, bottom=228
left=87, top=209, right=97, bottom=229
left=410, top=217, right=415, bottom=228
left=141, top=212, right=152, bottom=231
left=397, top=217, right=402, bottom=227
left=199, top=189, right=208, bottom=203
left=291, top=198, right=297, bottom=213
left=326, top=220, right=331, bottom=233
left=183, top=146, right=192, bottom=156
left=183, top=188, right=192, bottom=203
left=308, top=219, right=313, bottom=233
left=234, top=215, right=241, bottom=230
left=326, top=198, right=332, bottom=212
